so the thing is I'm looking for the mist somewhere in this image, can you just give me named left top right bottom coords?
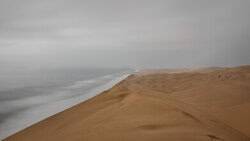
left=1, top=0, right=250, bottom=69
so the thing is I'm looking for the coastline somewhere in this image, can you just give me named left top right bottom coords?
left=3, top=66, right=250, bottom=141
left=0, top=71, right=132, bottom=140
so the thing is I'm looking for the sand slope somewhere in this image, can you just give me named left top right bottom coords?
left=4, top=66, right=250, bottom=141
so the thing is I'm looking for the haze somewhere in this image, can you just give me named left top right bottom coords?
left=0, top=0, right=250, bottom=69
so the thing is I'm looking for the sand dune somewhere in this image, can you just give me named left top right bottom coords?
left=3, top=66, right=250, bottom=141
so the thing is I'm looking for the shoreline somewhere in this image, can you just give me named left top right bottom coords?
left=0, top=71, right=132, bottom=140
left=3, top=66, right=250, bottom=141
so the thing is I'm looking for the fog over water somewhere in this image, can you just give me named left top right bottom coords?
left=0, top=0, right=250, bottom=139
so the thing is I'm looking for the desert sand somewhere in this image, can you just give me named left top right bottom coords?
left=3, top=66, right=250, bottom=141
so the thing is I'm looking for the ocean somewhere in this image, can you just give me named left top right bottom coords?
left=0, top=68, right=134, bottom=139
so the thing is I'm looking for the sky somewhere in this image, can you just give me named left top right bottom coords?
left=0, top=0, right=250, bottom=69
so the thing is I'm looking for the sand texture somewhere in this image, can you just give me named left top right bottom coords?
left=3, top=66, right=250, bottom=141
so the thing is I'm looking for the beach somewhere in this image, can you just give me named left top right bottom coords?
left=3, top=66, right=250, bottom=141
left=0, top=68, right=133, bottom=139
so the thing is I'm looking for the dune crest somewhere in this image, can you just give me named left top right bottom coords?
left=4, top=66, right=250, bottom=141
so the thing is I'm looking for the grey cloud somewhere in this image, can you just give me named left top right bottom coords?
left=0, top=0, right=250, bottom=69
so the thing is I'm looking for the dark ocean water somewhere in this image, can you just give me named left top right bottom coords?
left=0, top=68, right=134, bottom=139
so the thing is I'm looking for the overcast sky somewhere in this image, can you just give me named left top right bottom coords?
left=0, top=0, right=250, bottom=69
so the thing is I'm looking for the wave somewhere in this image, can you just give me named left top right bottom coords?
left=0, top=69, right=134, bottom=139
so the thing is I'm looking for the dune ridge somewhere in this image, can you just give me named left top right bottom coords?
left=3, top=66, right=250, bottom=141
